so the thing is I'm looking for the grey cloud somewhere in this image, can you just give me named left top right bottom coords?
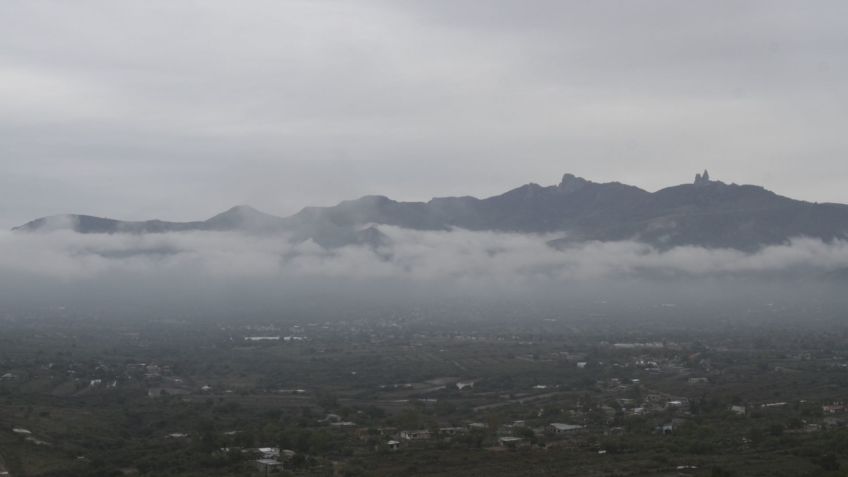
left=2, top=228, right=848, bottom=284
left=2, top=1, right=848, bottom=230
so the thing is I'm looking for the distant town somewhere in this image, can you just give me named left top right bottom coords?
left=2, top=304, right=848, bottom=476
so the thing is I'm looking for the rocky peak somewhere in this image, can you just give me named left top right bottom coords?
left=559, top=173, right=590, bottom=193
left=694, top=169, right=712, bottom=186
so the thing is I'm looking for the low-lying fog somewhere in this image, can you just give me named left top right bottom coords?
left=2, top=228, right=847, bottom=322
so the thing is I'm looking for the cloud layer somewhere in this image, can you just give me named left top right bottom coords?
left=3, top=228, right=848, bottom=285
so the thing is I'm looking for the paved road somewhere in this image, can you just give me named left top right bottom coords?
left=472, top=391, right=561, bottom=412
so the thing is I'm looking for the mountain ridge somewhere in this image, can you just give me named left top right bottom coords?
left=14, top=172, right=848, bottom=251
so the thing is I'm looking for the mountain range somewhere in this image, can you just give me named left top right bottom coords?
left=14, top=171, right=848, bottom=251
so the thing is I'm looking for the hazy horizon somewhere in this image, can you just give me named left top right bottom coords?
left=5, top=169, right=826, bottom=227
left=4, top=1, right=848, bottom=230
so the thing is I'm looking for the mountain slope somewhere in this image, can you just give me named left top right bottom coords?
left=557, top=178, right=848, bottom=250
left=13, top=172, right=848, bottom=250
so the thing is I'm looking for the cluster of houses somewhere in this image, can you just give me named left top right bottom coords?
left=373, top=420, right=588, bottom=450
left=208, top=445, right=299, bottom=474
left=244, top=335, right=307, bottom=342
left=10, top=427, right=50, bottom=447
left=252, top=447, right=297, bottom=474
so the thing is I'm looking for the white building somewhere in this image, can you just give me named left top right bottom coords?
left=400, top=430, right=431, bottom=440
left=548, top=423, right=583, bottom=434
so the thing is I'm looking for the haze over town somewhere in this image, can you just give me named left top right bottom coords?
left=4, top=2, right=848, bottom=477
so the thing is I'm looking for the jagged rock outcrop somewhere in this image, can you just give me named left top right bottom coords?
left=559, top=173, right=589, bottom=193
left=694, top=169, right=713, bottom=186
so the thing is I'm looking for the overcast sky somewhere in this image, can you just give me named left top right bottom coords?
left=2, top=0, right=848, bottom=229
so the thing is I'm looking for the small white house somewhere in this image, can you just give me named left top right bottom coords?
left=330, top=421, right=356, bottom=429
left=400, top=430, right=431, bottom=441
left=548, top=423, right=583, bottom=434
left=257, top=447, right=280, bottom=459
left=255, top=458, right=282, bottom=474
left=499, top=436, right=524, bottom=448
left=438, top=427, right=467, bottom=436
